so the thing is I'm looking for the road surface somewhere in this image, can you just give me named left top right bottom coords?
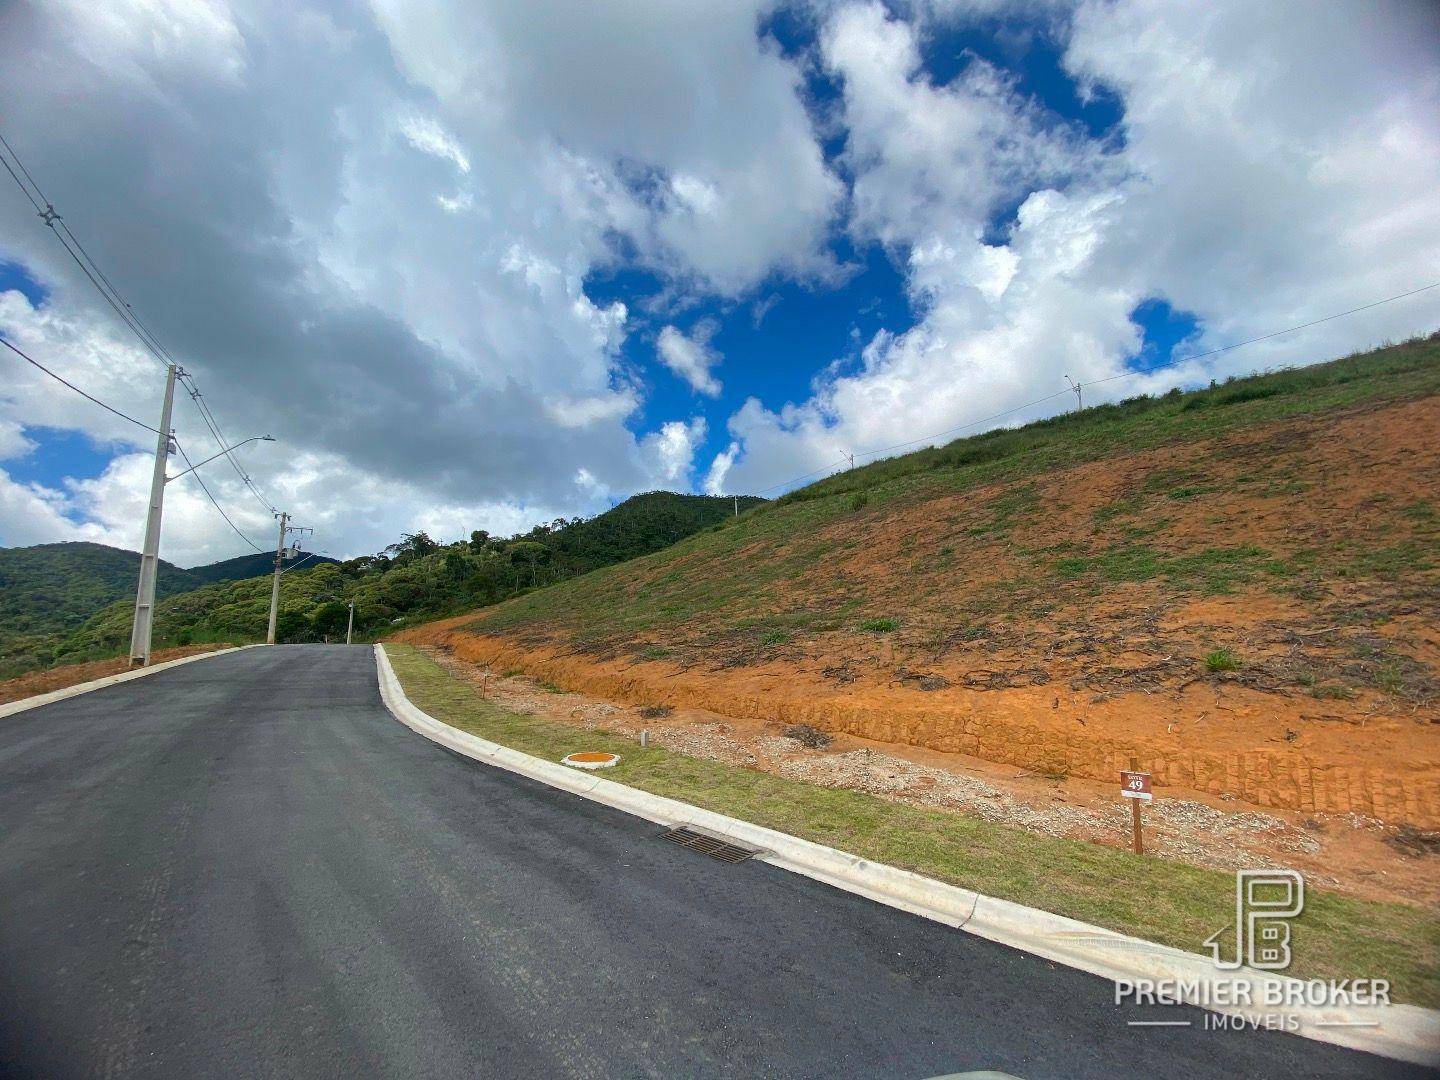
left=0, top=646, right=1425, bottom=1078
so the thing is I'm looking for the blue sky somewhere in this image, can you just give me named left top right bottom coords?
left=1, top=1, right=1436, bottom=562
left=587, top=6, right=1182, bottom=497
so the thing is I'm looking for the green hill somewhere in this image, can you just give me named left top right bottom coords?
left=182, top=551, right=340, bottom=586
left=20, top=491, right=761, bottom=671
left=398, top=334, right=1440, bottom=828
left=0, top=541, right=338, bottom=677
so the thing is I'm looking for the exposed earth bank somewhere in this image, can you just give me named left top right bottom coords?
left=398, top=351, right=1440, bottom=832
left=405, top=642, right=1440, bottom=909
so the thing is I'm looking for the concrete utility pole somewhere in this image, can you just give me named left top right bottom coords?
left=266, top=512, right=289, bottom=645
left=346, top=601, right=355, bottom=645
left=129, top=364, right=179, bottom=666
left=1065, top=374, right=1083, bottom=412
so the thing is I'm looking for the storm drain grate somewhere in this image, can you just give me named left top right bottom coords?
left=661, top=825, right=760, bottom=864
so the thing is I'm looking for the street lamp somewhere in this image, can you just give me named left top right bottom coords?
left=165, top=435, right=275, bottom=485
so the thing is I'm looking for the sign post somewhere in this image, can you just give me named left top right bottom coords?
left=1120, top=756, right=1152, bottom=855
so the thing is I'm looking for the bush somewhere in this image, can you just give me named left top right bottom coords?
left=860, top=617, right=898, bottom=632
left=1205, top=647, right=1242, bottom=672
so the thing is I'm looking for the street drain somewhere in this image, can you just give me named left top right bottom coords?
left=662, top=825, right=760, bottom=864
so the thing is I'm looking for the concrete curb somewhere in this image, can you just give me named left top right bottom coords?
left=376, top=644, right=1439, bottom=1067
left=0, top=644, right=265, bottom=720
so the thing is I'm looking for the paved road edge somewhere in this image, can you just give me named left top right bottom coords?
left=375, top=643, right=1439, bottom=1067
left=0, top=644, right=266, bottom=720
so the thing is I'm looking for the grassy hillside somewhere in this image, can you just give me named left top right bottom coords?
left=402, top=333, right=1440, bottom=825
left=31, top=491, right=761, bottom=671
left=0, top=542, right=338, bottom=677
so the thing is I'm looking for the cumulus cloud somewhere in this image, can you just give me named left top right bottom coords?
left=702, top=440, right=740, bottom=496
left=712, top=0, right=1440, bottom=494
left=0, top=0, right=839, bottom=559
left=3, top=0, right=1436, bottom=559
left=656, top=320, right=724, bottom=397
left=640, top=417, right=708, bottom=486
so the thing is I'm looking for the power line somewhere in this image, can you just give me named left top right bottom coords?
left=1, top=332, right=267, bottom=550
left=751, top=281, right=1440, bottom=496
left=178, top=372, right=278, bottom=515
left=0, top=335, right=161, bottom=435
left=170, top=438, right=266, bottom=552
left=1, top=128, right=283, bottom=521
left=2, top=332, right=265, bottom=551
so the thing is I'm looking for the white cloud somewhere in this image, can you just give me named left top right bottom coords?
left=0, top=0, right=840, bottom=558
left=398, top=113, right=471, bottom=173
left=702, top=440, right=740, bottom=496
left=4, top=0, right=1436, bottom=558
left=656, top=320, right=723, bottom=398
left=640, top=417, right=707, bottom=486
left=714, top=0, right=1440, bottom=495
left=369, top=0, right=844, bottom=294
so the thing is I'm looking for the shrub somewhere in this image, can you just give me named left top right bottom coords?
left=860, top=617, right=898, bottom=632
left=1204, top=648, right=1242, bottom=672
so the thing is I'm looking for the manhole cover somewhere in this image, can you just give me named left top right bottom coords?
left=561, top=751, right=620, bottom=770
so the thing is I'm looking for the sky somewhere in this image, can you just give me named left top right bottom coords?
left=0, top=0, right=1437, bottom=565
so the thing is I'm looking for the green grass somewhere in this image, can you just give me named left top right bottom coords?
left=386, top=643, right=1440, bottom=1006
left=468, top=336, right=1440, bottom=647
left=1204, top=648, right=1242, bottom=673
left=859, top=618, right=899, bottom=633
left=1051, top=544, right=1271, bottom=595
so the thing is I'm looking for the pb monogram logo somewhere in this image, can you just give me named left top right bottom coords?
left=1203, top=870, right=1304, bottom=971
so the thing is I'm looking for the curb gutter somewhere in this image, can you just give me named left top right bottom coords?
left=375, top=644, right=1439, bottom=1067
left=0, top=644, right=266, bottom=720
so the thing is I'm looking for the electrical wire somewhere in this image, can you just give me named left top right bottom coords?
left=1, top=335, right=162, bottom=435
left=170, top=438, right=266, bottom=552
left=1, top=129, right=286, bottom=527
left=280, top=550, right=329, bottom=576
left=179, top=372, right=278, bottom=515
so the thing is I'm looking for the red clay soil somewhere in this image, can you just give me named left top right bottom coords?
left=398, top=396, right=1440, bottom=827
left=0, top=645, right=234, bottom=706
left=420, top=646, right=1440, bottom=909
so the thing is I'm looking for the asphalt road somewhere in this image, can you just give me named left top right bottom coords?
left=0, top=645, right=1427, bottom=1079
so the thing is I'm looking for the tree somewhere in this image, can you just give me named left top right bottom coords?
left=384, top=532, right=439, bottom=563
left=507, top=541, right=551, bottom=587
left=310, top=600, right=350, bottom=638
left=468, top=529, right=491, bottom=553
left=443, top=550, right=469, bottom=579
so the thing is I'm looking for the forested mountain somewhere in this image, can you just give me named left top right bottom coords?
left=2, top=492, right=762, bottom=676
left=0, top=541, right=337, bottom=677
left=183, top=551, right=338, bottom=586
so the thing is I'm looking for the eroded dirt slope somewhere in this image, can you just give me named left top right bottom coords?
left=400, top=387, right=1440, bottom=825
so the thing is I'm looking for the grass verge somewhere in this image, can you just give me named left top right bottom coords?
left=385, top=642, right=1439, bottom=1007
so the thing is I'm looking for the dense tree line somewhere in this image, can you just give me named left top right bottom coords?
left=3, top=492, right=762, bottom=674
